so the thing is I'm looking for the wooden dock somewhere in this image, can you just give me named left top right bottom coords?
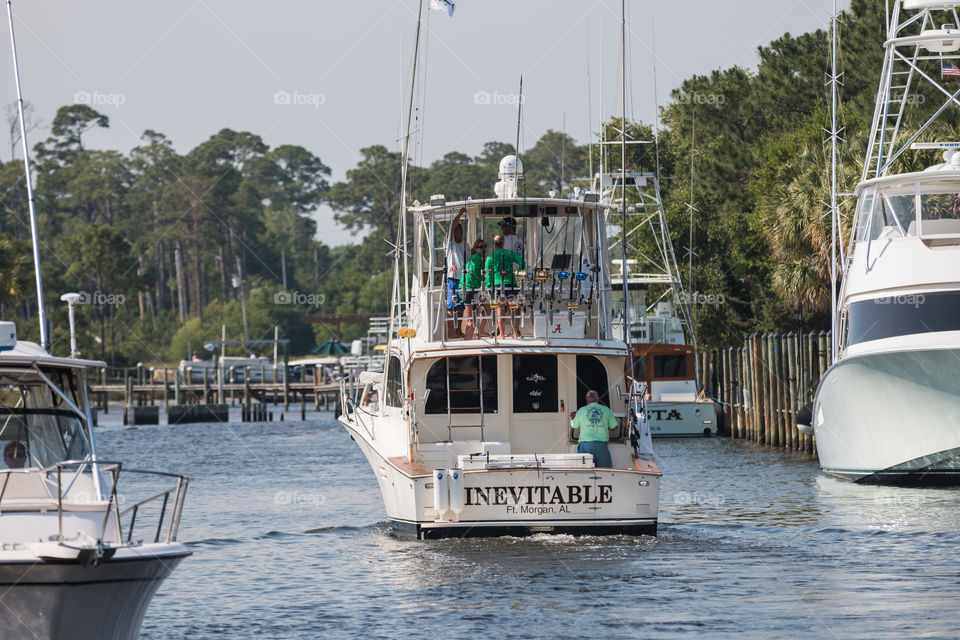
left=89, top=379, right=340, bottom=413
left=699, top=331, right=833, bottom=454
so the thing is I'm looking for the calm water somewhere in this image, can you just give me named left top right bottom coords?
left=94, top=409, right=960, bottom=639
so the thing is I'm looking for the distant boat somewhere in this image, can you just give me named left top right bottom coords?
left=599, top=171, right=718, bottom=437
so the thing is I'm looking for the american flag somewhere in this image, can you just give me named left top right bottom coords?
left=942, top=61, right=960, bottom=77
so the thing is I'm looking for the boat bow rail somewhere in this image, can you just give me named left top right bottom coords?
left=0, top=460, right=189, bottom=549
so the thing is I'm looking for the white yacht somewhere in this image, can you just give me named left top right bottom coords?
left=601, top=172, right=717, bottom=437
left=0, top=5, right=190, bottom=634
left=0, top=324, right=190, bottom=638
left=338, top=158, right=660, bottom=539
left=808, top=0, right=960, bottom=483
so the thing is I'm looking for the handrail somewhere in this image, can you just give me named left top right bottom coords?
left=0, top=460, right=191, bottom=545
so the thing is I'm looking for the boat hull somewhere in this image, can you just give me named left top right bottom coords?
left=814, top=348, right=960, bottom=484
left=0, top=546, right=189, bottom=640
left=342, top=419, right=660, bottom=538
left=648, top=400, right=717, bottom=437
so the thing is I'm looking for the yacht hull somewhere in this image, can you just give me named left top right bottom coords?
left=342, top=420, right=660, bottom=539
left=648, top=400, right=717, bottom=437
left=814, top=348, right=960, bottom=484
left=0, top=546, right=189, bottom=640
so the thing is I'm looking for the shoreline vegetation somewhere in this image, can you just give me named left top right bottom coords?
left=0, top=1, right=930, bottom=366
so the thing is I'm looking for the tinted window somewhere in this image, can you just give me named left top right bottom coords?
left=653, top=355, right=687, bottom=378
left=847, top=292, right=960, bottom=345
left=425, top=356, right=498, bottom=414
left=513, top=354, right=558, bottom=413
left=575, top=355, right=610, bottom=409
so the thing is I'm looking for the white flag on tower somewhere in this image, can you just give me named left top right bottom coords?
left=429, top=0, right=455, bottom=18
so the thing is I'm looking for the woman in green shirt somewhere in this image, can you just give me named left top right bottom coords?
left=462, top=238, right=488, bottom=339
left=484, top=235, right=524, bottom=338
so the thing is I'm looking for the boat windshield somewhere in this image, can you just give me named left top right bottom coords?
left=856, top=184, right=960, bottom=241
left=0, top=371, right=90, bottom=470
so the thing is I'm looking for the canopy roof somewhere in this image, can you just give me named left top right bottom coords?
left=311, top=339, right=350, bottom=356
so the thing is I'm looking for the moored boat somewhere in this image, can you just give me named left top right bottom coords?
left=808, top=0, right=960, bottom=483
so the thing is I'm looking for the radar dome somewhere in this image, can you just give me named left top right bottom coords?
left=498, top=155, right=524, bottom=180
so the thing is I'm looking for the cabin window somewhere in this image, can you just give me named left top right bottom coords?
left=512, top=354, right=558, bottom=413
left=385, top=356, right=403, bottom=408
left=846, top=291, right=960, bottom=345
left=575, top=355, right=609, bottom=408
left=424, top=356, right=498, bottom=414
left=653, top=354, right=687, bottom=379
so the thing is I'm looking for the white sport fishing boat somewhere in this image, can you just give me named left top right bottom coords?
left=0, top=4, right=190, bottom=636
left=0, top=326, right=190, bottom=639
left=601, top=172, right=718, bottom=437
left=338, top=158, right=660, bottom=539
left=807, top=0, right=960, bottom=483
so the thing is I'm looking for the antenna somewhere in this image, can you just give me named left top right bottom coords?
left=620, top=0, right=631, bottom=356
left=5, top=0, right=47, bottom=349
left=560, top=113, right=566, bottom=194
left=514, top=75, right=523, bottom=184
left=830, top=0, right=839, bottom=361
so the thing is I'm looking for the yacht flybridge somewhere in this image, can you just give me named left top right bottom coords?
left=0, top=324, right=190, bottom=638
left=338, top=157, right=660, bottom=539
left=808, top=0, right=960, bottom=483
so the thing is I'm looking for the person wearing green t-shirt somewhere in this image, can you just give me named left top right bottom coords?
left=463, top=238, right=489, bottom=339
left=570, top=390, right=618, bottom=468
left=484, top=235, right=523, bottom=338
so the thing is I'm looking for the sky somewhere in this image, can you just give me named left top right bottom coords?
left=3, top=0, right=852, bottom=246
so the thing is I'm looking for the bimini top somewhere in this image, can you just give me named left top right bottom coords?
left=0, top=340, right=105, bottom=369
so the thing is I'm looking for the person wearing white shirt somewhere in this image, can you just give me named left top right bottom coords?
left=445, top=208, right=467, bottom=338
left=500, top=217, right=524, bottom=258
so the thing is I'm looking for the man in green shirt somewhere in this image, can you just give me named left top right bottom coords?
left=570, top=390, right=617, bottom=468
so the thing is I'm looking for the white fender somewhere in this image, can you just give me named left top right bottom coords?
left=432, top=469, right=449, bottom=519
left=448, top=468, right=465, bottom=519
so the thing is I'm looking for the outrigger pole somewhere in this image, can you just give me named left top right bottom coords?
left=829, top=0, right=839, bottom=361
left=394, top=0, right=424, bottom=461
left=620, top=0, right=631, bottom=359
left=5, top=0, right=47, bottom=350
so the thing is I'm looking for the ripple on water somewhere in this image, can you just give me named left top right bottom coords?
left=94, top=414, right=960, bottom=640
